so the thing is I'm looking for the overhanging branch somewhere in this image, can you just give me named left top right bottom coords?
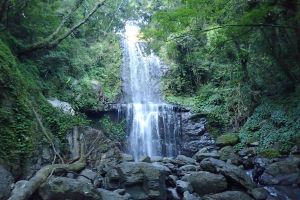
left=196, top=23, right=298, bottom=33
left=19, top=0, right=107, bottom=55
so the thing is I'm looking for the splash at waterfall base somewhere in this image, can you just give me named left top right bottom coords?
left=115, top=103, right=215, bottom=159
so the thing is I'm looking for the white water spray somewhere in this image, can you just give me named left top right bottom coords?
left=120, top=23, right=179, bottom=160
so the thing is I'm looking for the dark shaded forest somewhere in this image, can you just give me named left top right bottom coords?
left=0, top=0, right=300, bottom=200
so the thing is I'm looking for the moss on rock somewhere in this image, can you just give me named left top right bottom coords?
left=216, top=134, right=239, bottom=147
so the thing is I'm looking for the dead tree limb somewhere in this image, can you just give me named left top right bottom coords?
left=8, top=130, right=104, bottom=200
left=8, top=153, right=86, bottom=200
left=32, top=108, right=64, bottom=164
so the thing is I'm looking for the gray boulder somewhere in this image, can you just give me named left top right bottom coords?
left=179, top=164, right=198, bottom=172
left=259, top=157, right=300, bottom=185
left=103, top=168, right=121, bottom=190
left=176, top=180, right=193, bottom=194
left=179, top=113, right=215, bottom=156
left=193, top=152, right=220, bottom=162
left=38, top=177, right=101, bottom=200
left=215, top=134, right=239, bottom=147
left=47, top=98, right=75, bottom=115
left=10, top=180, right=28, bottom=199
left=200, top=158, right=255, bottom=190
left=114, top=189, right=126, bottom=195
left=264, top=158, right=300, bottom=176
left=167, top=188, right=181, bottom=200
left=0, top=165, right=14, bottom=200
left=183, top=191, right=202, bottom=200
left=121, top=154, right=134, bottom=162
left=117, top=162, right=170, bottom=200
left=139, top=156, right=151, bottom=163
left=186, top=171, right=227, bottom=196
left=96, top=145, right=122, bottom=174
left=238, top=147, right=257, bottom=157
left=219, top=146, right=235, bottom=161
left=98, top=188, right=131, bottom=200
left=181, top=113, right=207, bottom=136
left=250, top=188, right=269, bottom=200
left=175, top=155, right=197, bottom=166
left=151, top=156, right=163, bottom=162
left=264, top=185, right=300, bottom=200
left=260, top=172, right=300, bottom=185
left=77, top=169, right=97, bottom=184
left=203, top=191, right=254, bottom=200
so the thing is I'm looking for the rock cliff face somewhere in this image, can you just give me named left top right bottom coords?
left=0, top=166, right=14, bottom=200
left=178, top=112, right=215, bottom=156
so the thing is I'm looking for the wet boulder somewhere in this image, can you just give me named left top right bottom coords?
left=98, top=188, right=131, bottom=200
left=250, top=187, right=269, bottom=200
left=0, top=165, right=14, bottom=200
left=167, top=188, right=181, bottom=200
left=183, top=191, right=201, bottom=200
left=259, top=157, right=300, bottom=185
left=151, top=156, right=163, bottom=162
left=263, top=157, right=300, bottom=176
left=117, top=162, right=170, bottom=200
left=186, top=171, right=228, bottom=196
left=38, top=177, right=102, bottom=200
left=203, top=191, right=254, bottom=200
left=179, top=164, right=198, bottom=172
left=47, top=98, right=75, bottom=115
left=77, top=169, right=97, bottom=184
left=216, top=134, right=239, bottom=147
left=218, top=146, right=240, bottom=165
left=103, top=168, right=121, bottom=190
left=139, top=156, right=151, bottom=163
left=179, top=113, right=215, bottom=156
left=193, top=152, right=220, bottom=162
left=176, top=180, right=193, bottom=194
left=121, top=153, right=134, bottom=162
left=200, top=158, right=255, bottom=190
left=175, top=155, right=197, bottom=166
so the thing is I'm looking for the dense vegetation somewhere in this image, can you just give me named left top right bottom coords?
left=0, top=0, right=299, bottom=170
left=142, top=0, right=300, bottom=156
left=0, top=0, right=128, bottom=168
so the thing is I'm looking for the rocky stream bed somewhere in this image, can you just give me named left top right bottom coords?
left=1, top=126, right=299, bottom=200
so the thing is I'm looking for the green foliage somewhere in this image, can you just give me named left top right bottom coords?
left=38, top=97, right=88, bottom=142
left=239, top=88, right=300, bottom=154
left=0, top=0, right=128, bottom=168
left=0, top=39, right=36, bottom=165
left=216, top=133, right=239, bottom=146
left=99, top=116, right=126, bottom=141
left=259, top=149, right=281, bottom=159
left=141, top=0, right=300, bottom=155
left=38, top=33, right=123, bottom=112
left=0, top=39, right=90, bottom=166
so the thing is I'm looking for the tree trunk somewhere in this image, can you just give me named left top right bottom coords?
left=8, top=159, right=86, bottom=200
left=18, top=0, right=106, bottom=55
left=0, top=0, right=9, bottom=22
left=261, top=28, right=296, bottom=82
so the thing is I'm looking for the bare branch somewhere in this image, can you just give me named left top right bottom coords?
left=32, top=108, right=64, bottom=164
left=48, top=0, right=85, bottom=41
left=19, top=0, right=107, bottom=55
left=196, top=23, right=298, bottom=33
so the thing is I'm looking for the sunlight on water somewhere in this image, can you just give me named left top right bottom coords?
left=125, top=23, right=140, bottom=42
left=121, top=23, right=179, bottom=160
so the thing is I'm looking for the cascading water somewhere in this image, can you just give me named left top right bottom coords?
left=120, top=23, right=180, bottom=160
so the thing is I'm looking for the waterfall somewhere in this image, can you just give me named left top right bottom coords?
left=120, top=23, right=179, bottom=160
